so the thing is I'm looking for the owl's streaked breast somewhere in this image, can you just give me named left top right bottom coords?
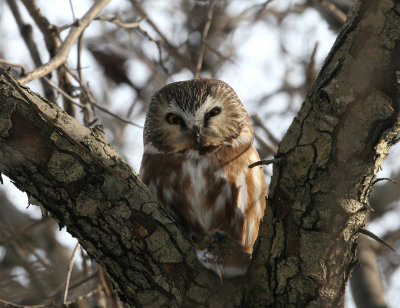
left=140, top=148, right=239, bottom=236
left=139, top=142, right=266, bottom=253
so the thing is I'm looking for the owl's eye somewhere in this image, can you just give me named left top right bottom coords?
left=166, top=113, right=183, bottom=125
left=208, top=107, right=221, bottom=118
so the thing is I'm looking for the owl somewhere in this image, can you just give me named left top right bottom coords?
left=139, top=78, right=267, bottom=279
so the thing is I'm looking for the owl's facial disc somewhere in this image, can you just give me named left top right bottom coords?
left=164, top=102, right=223, bottom=154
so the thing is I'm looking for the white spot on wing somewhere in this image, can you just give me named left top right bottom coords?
left=236, top=172, right=248, bottom=214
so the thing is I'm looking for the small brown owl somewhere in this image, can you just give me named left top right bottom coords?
left=139, top=79, right=266, bottom=278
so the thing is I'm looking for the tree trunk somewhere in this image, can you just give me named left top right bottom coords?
left=0, top=0, right=399, bottom=307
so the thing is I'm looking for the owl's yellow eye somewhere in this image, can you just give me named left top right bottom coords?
left=208, top=107, right=221, bottom=117
left=166, top=113, right=183, bottom=125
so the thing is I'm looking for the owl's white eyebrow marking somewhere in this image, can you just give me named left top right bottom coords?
left=195, top=95, right=219, bottom=116
left=165, top=99, right=186, bottom=115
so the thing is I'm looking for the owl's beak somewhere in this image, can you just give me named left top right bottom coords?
left=191, top=126, right=201, bottom=145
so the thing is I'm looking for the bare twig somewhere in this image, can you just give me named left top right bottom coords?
left=18, top=0, right=110, bottom=84
left=254, top=131, right=277, bottom=158
left=0, top=278, right=100, bottom=308
left=98, top=268, right=118, bottom=308
left=206, top=42, right=235, bottom=63
left=64, top=285, right=103, bottom=306
left=130, top=0, right=196, bottom=72
left=136, top=27, right=169, bottom=75
left=0, top=298, right=52, bottom=308
left=43, top=77, right=143, bottom=128
left=47, top=271, right=98, bottom=299
left=371, top=177, right=398, bottom=186
left=20, top=0, right=61, bottom=52
left=0, top=58, right=25, bottom=69
left=359, top=228, right=397, bottom=253
left=21, top=0, right=77, bottom=117
left=0, top=219, right=44, bottom=246
left=69, top=0, right=76, bottom=21
left=6, top=0, right=55, bottom=100
left=95, top=15, right=145, bottom=29
left=77, top=34, right=84, bottom=81
left=249, top=157, right=282, bottom=168
left=321, top=0, right=347, bottom=23
left=251, top=114, right=280, bottom=145
left=63, top=243, right=81, bottom=304
left=194, top=0, right=216, bottom=79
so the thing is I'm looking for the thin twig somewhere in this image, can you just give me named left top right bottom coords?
left=98, top=268, right=118, bottom=308
left=130, top=0, right=196, bottom=72
left=251, top=114, right=280, bottom=145
left=63, top=243, right=81, bottom=304
left=77, top=33, right=84, bottom=82
left=47, top=272, right=98, bottom=299
left=0, top=298, right=52, bottom=308
left=95, top=15, right=145, bottom=29
left=194, top=0, right=216, bottom=79
left=69, top=0, right=76, bottom=21
left=371, top=177, right=398, bottom=186
left=206, top=42, right=235, bottom=63
left=0, top=219, right=44, bottom=246
left=18, top=0, right=110, bottom=84
left=254, top=131, right=277, bottom=157
left=249, top=157, right=282, bottom=168
left=64, top=285, right=103, bottom=306
left=360, top=228, right=397, bottom=253
left=136, top=27, right=169, bottom=75
left=21, top=0, right=76, bottom=116
left=43, top=77, right=143, bottom=128
left=321, top=0, right=347, bottom=23
left=0, top=58, right=25, bottom=69
left=6, top=0, right=55, bottom=100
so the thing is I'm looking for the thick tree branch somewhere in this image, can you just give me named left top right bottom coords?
left=250, top=0, right=400, bottom=306
left=0, top=70, right=244, bottom=307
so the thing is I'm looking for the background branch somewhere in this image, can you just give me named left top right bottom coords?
left=17, top=0, right=110, bottom=84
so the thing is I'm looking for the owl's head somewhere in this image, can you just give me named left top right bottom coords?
left=143, top=79, right=252, bottom=155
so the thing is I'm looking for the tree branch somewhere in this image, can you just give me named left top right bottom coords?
left=194, top=0, right=216, bottom=79
left=250, top=0, right=400, bottom=306
left=0, top=70, right=244, bottom=306
left=17, top=0, right=110, bottom=84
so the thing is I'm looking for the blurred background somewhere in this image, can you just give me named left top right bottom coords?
left=0, top=0, right=399, bottom=307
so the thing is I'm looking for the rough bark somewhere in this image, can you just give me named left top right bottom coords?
left=249, top=0, right=400, bottom=307
left=0, top=0, right=400, bottom=307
